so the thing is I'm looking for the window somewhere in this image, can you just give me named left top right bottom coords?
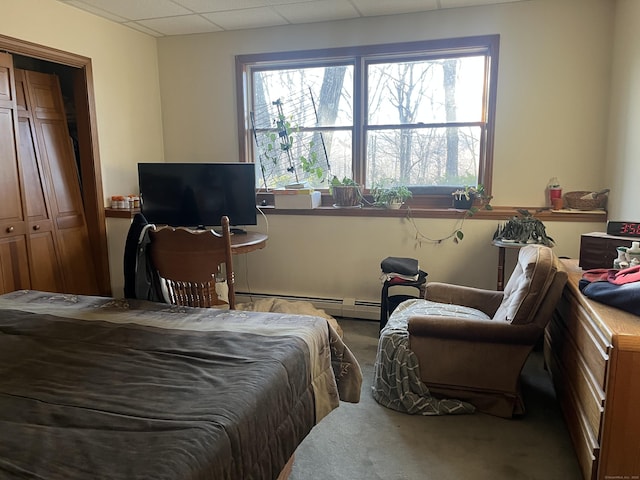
left=236, top=35, right=499, bottom=205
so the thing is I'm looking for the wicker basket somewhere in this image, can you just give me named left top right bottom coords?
left=564, top=191, right=608, bottom=210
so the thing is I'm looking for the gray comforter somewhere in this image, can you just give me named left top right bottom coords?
left=0, top=290, right=362, bottom=480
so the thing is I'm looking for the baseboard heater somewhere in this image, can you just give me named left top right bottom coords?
left=235, top=292, right=380, bottom=320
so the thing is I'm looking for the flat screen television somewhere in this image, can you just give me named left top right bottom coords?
left=138, top=162, right=257, bottom=228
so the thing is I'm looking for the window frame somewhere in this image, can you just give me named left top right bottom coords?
left=236, top=35, right=500, bottom=208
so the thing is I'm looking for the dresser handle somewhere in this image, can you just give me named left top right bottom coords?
left=33, top=224, right=41, bottom=231
left=6, top=226, right=14, bottom=233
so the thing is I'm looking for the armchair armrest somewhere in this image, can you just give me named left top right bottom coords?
left=424, top=282, right=504, bottom=317
left=407, top=316, right=542, bottom=345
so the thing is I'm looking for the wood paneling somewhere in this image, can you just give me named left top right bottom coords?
left=16, top=86, right=63, bottom=293
left=0, top=52, right=100, bottom=296
left=15, top=68, right=98, bottom=295
left=0, top=52, right=31, bottom=293
left=0, top=33, right=111, bottom=296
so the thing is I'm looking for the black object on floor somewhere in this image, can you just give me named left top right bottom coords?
left=379, top=269, right=427, bottom=331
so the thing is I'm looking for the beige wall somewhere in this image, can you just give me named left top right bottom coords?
left=156, top=0, right=614, bottom=304
left=607, top=0, right=640, bottom=221
left=1, top=0, right=165, bottom=296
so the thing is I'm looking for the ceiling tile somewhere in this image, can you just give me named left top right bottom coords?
left=136, top=15, right=223, bottom=35
left=202, top=8, right=289, bottom=30
left=265, top=0, right=318, bottom=4
left=439, top=0, right=522, bottom=7
left=55, top=0, right=528, bottom=36
left=172, top=0, right=268, bottom=13
left=349, top=0, right=438, bottom=16
left=74, top=0, right=191, bottom=20
left=65, top=0, right=129, bottom=22
left=124, top=22, right=166, bottom=37
left=273, top=0, right=359, bottom=24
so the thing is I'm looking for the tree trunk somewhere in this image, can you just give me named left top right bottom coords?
left=443, top=59, right=459, bottom=180
left=313, top=66, right=347, bottom=177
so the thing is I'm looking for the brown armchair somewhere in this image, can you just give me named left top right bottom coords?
left=406, top=245, right=567, bottom=417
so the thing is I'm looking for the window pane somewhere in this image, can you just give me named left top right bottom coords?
left=254, top=128, right=352, bottom=189
left=252, top=65, right=353, bottom=129
left=250, top=65, right=353, bottom=189
left=366, top=126, right=482, bottom=188
left=367, top=56, right=485, bottom=125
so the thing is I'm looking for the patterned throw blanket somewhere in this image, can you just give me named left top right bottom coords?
left=372, top=299, right=477, bottom=415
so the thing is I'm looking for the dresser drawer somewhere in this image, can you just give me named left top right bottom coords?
left=545, top=335, right=599, bottom=480
left=554, top=290, right=610, bottom=387
left=545, top=322, right=605, bottom=439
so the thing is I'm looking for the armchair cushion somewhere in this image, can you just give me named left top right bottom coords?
left=493, top=245, right=557, bottom=324
left=424, top=282, right=504, bottom=317
left=408, top=316, right=543, bottom=345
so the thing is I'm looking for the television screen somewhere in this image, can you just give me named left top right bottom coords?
left=138, top=162, right=257, bottom=228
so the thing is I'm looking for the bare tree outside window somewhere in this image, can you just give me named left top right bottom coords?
left=366, top=55, right=486, bottom=188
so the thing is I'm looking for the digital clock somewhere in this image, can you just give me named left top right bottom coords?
left=607, top=221, right=640, bottom=237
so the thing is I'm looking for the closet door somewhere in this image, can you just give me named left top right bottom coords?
left=17, top=69, right=98, bottom=295
left=0, top=53, right=31, bottom=293
left=14, top=70, right=64, bottom=292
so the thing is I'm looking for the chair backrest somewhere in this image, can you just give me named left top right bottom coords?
left=148, top=216, right=235, bottom=309
left=493, top=245, right=567, bottom=326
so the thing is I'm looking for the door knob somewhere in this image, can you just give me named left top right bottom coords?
left=6, top=226, right=14, bottom=233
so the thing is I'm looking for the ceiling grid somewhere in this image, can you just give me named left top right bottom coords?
left=56, top=0, right=525, bottom=37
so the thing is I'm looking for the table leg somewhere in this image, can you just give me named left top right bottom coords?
left=497, top=246, right=505, bottom=291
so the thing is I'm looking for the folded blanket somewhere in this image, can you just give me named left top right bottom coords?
left=610, top=265, right=640, bottom=285
left=579, top=279, right=640, bottom=316
left=582, top=265, right=640, bottom=285
left=381, top=257, right=419, bottom=276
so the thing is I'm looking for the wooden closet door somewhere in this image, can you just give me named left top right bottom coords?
left=14, top=70, right=64, bottom=292
left=17, top=69, right=98, bottom=295
left=0, top=53, right=31, bottom=293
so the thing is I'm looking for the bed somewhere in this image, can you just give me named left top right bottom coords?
left=0, top=290, right=362, bottom=479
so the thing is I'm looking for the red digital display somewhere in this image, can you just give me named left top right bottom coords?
left=607, top=221, right=640, bottom=237
left=621, top=223, right=640, bottom=235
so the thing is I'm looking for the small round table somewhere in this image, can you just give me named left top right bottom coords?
left=491, top=239, right=528, bottom=290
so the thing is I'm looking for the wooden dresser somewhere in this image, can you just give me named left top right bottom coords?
left=544, top=259, right=640, bottom=480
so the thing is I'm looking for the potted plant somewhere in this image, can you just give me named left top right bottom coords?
left=451, top=184, right=493, bottom=213
left=371, top=183, right=412, bottom=209
left=493, top=209, right=555, bottom=246
left=448, top=184, right=493, bottom=243
left=330, top=176, right=361, bottom=207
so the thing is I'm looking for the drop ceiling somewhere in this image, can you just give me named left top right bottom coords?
left=55, top=0, right=526, bottom=37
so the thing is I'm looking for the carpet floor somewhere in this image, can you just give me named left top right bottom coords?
left=289, top=318, right=582, bottom=480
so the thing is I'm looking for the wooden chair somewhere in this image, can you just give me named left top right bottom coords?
left=148, top=216, right=235, bottom=309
